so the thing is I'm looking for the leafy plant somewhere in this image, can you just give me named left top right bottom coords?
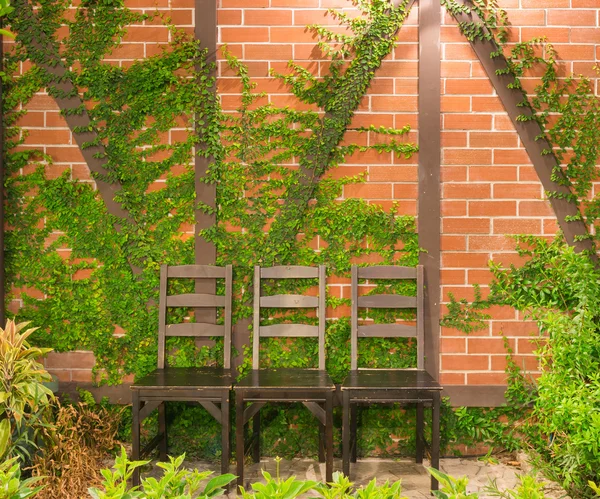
left=0, top=319, right=53, bottom=461
left=88, top=447, right=236, bottom=499
left=428, top=468, right=479, bottom=499
left=0, top=456, right=45, bottom=499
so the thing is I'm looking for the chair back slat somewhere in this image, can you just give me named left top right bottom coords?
left=357, top=324, right=417, bottom=338
left=166, top=293, right=226, bottom=308
left=260, top=324, right=319, bottom=338
left=357, top=266, right=417, bottom=279
left=261, top=266, right=319, bottom=279
left=166, top=323, right=225, bottom=337
left=157, top=264, right=233, bottom=369
left=253, top=265, right=326, bottom=370
left=167, top=265, right=226, bottom=278
left=351, top=265, right=424, bottom=371
left=356, top=295, right=417, bottom=309
left=260, top=294, right=318, bottom=308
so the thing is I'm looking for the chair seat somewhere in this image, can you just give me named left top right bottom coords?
left=131, top=367, right=233, bottom=391
left=235, top=368, right=335, bottom=391
left=341, top=369, right=442, bottom=391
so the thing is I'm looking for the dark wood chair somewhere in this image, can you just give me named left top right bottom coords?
left=341, top=265, right=442, bottom=491
left=234, top=265, right=335, bottom=489
left=130, top=264, right=233, bottom=486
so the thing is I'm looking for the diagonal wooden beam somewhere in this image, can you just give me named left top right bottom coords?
left=11, top=0, right=142, bottom=275
left=418, top=0, right=441, bottom=380
left=448, top=0, right=596, bottom=259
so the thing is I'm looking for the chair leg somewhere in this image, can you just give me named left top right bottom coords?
left=221, top=392, right=230, bottom=476
left=416, top=402, right=424, bottom=464
left=431, top=392, right=441, bottom=492
left=236, top=391, right=245, bottom=489
left=350, top=403, right=358, bottom=463
left=325, top=391, right=333, bottom=483
left=318, top=412, right=325, bottom=463
left=252, top=411, right=260, bottom=464
left=131, top=391, right=141, bottom=487
left=342, top=391, right=350, bottom=478
left=158, top=402, right=168, bottom=462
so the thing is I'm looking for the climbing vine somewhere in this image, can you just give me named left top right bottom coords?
left=4, top=0, right=428, bottom=458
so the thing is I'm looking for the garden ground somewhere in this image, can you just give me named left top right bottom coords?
left=139, top=454, right=568, bottom=498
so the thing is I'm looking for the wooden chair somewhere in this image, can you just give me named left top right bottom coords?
left=341, top=265, right=442, bottom=491
left=130, top=264, right=233, bottom=486
left=234, top=265, right=335, bottom=489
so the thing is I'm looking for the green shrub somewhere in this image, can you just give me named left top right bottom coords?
left=0, top=456, right=45, bottom=499
left=0, top=319, right=54, bottom=462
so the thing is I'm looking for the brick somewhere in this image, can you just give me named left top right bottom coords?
left=442, top=252, right=491, bottom=268
left=441, top=61, right=473, bottom=78
left=27, top=94, right=59, bottom=111
left=394, top=44, right=418, bottom=60
left=441, top=337, right=466, bottom=353
left=470, top=132, right=518, bottom=148
left=218, top=9, right=242, bottom=24
left=440, top=373, right=465, bottom=385
left=294, top=9, right=339, bottom=26
left=467, top=373, right=508, bottom=385
left=392, top=183, right=418, bottom=199
left=492, top=321, right=538, bottom=337
left=517, top=338, right=543, bottom=355
left=271, top=0, right=319, bottom=5
left=441, top=96, right=470, bottom=113
left=394, top=78, right=418, bottom=95
left=521, top=0, right=568, bottom=6
left=469, top=201, right=516, bottom=217
left=571, top=28, right=600, bottom=43
left=245, top=44, right=293, bottom=60
left=472, top=97, right=505, bottom=112
left=377, top=61, right=418, bottom=77
left=468, top=338, right=512, bottom=355
left=445, top=79, right=494, bottom=95
left=493, top=218, right=542, bottom=234
left=444, top=114, right=492, bottom=130
left=221, top=27, right=269, bottom=42
left=443, top=218, right=490, bottom=234
left=441, top=166, right=467, bottom=182
left=503, top=9, right=545, bottom=26
left=467, top=269, right=494, bottom=285
left=441, top=131, right=468, bottom=148
left=70, top=370, right=94, bottom=382
left=468, top=236, right=516, bottom=251
left=221, top=0, right=268, bottom=5
left=444, top=44, right=477, bottom=60
left=45, top=351, right=96, bottom=369
left=548, top=10, right=597, bottom=26
left=441, top=201, right=467, bottom=217
left=344, top=183, right=392, bottom=199
left=522, top=27, right=570, bottom=43
left=441, top=235, right=467, bottom=251
left=441, top=269, right=466, bottom=285
left=444, top=149, right=492, bottom=165
left=552, top=44, right=595, bottom=61
left=493, top=183, right=541, bottom=199
left=492, top=355, right=539, bottom=373
left=125, top=27, right=169, bottom=42
left=369, top=166, right=416, bottom=182
left=24, top=129, right=71, bottom=145
left=469, top=166, right=518, bottom=182
left=444, top=183, right=491, bottom=199
left=442, top=355, right=489, bottom=371
left=518, top=201, right=553, bottom=217
left=371, top=95, right=417, bottom=112
left=46, top=369, right=72, bottom=382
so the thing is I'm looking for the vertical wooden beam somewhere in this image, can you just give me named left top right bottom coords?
left=194, top=0, right=218, bottom=344
left=0, top=32, right=5, bottom=327
left=418, top=0, right=441, bottom=379
left=195, top=0, right=217, bottom=267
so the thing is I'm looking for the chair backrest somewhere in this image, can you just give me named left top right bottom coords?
left=253, top=265, right=326, bottom=370
left=351, top=265, right=424, bottom=371
left=158, top=264, right=233, bottom=369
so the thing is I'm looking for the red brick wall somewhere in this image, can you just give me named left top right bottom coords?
left=12, top=0, right=600, bottom=395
